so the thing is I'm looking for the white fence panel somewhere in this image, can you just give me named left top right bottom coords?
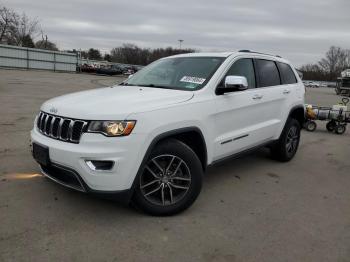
left=0, top=44, right=78, bottom=72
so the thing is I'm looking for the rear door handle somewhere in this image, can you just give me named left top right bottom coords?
left=252, top=94, right=263, bottom=100
left=283, top=89, right=291, bottom=94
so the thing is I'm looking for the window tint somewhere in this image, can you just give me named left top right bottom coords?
left=277, top=62, right=297, bottom=84
left=255, top=59, right=281, bottom=87
left=226, top=58, right=256, bottom=88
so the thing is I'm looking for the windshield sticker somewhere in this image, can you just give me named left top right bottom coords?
left=180, top=76, right=206, bottom=85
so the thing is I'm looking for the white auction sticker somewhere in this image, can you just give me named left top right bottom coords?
left=180, top=76, right=206, bottom=85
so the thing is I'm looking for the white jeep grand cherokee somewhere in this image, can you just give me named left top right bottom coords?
left=31, top=50, right=305, bottom=215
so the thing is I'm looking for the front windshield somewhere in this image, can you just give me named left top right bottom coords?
left=123, top=56, right=225, bottom=90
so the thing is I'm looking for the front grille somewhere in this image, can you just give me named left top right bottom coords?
left=36, top=112, right=88, bottom=143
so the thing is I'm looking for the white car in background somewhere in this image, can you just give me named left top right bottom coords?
left=31, top=50, right=305, bottom=215
left=304, top=81, right=320, bottom=88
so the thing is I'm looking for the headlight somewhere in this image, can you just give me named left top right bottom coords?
left=87, top=121, right=136, bottom=136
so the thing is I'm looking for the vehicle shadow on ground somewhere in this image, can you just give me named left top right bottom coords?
left=205, top=148, right=273, bottom=180
left=33, top=148, right=273, bottom=216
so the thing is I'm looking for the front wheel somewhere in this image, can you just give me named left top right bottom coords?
left=133, top=139, right=203, bottom=216
left=271, top=118, right=301, bottom=162
left=304, top=120, right=317, bottom=132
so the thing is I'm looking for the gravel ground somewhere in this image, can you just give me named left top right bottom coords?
left=0, top=69, right=349, bottom=262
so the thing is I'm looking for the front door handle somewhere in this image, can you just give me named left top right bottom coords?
left=252, top=94, right=263, bottom=100
left=283, top=89, right=291, bottom=94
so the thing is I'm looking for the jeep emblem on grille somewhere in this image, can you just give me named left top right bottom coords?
left=50, top=107, right=58, bottom=114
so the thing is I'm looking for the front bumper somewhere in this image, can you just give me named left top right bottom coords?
left=31, top=126, right=147, bottom=192
left=39, top=162, right=133, bottom=203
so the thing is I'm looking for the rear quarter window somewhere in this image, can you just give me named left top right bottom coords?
left=255, top=59, right=281, bottom=87
left=277, top=62, right=298, bottom=84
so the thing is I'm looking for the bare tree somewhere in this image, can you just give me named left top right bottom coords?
left=35, top=32, right=58, bottom=51
left=0, top=6, right=15, bottom=43
left=300, top=46, right=350, bottom=81
left=318, top=46, right=346, bottom=81
left=10, top=11, right=40, bottom=46
left=338, top=48, right=350, bottom=70
left=87, top=48, right=102, bottom=60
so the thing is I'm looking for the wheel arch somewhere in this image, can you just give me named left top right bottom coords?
left=288, top=105, right=305, bottom=127
left=144, top=127, right=208, bottom=172
left=129, top=127, right=208, bottom=198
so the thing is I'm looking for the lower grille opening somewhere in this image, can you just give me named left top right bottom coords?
left=41, top=164, right=85, bottom=192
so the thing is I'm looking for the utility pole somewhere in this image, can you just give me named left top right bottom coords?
left=178, top=39, right=184, bottom=49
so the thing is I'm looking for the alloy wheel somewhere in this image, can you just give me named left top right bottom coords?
left=140, top=154, right=191, bottom=206
left=286, top=126, right=299, bottom=155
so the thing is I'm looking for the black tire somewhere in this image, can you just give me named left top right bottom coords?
left=304, top=120, right=317, bottom=132
left=326, top=121, right=336, bottom=132
left=271, top=118, right=301, bottom=162
left=132, top=139, right=203, bottom=216
left=335, top=125, right=346, bottom=135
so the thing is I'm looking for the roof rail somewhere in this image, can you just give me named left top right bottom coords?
left=238, top=50, right=282, bottom=58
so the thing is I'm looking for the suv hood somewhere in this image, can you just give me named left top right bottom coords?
left=41, top=86, right=194, bottom=120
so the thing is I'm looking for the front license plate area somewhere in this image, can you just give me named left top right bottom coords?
left=32, top=143, right=50, bottom=166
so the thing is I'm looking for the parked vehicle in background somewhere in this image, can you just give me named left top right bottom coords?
left=303, top=80, right=336, bottom=88
left=135, top=65, right=144, bottom=72
left=81, top=64, right=97, bottom=74
left=303, top=81, right=311, bottom=87
left=335, top=69, right=350, bottom=96
left=119, top=65, right=133, bottom=75
left=79, top=61, right=144, bottom=75
left=96, top=65, right=123, bottom=76
left=304, top=81, right=320, bottom=88
left=327, top=82, right=337, bottom=88
left=31, top=50, right=305, bottom=215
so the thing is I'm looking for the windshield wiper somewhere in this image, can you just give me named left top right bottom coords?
left=141, top=84, right=166, bottom=88
left=119, top=82, right=136, bottom=86
left=119, top=83, right=168, bottom=89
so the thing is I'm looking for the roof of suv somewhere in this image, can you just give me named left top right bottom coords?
left=168, top=51, right=291, bottom=64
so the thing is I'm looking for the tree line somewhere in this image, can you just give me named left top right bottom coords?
left=299, top=46, right=350, bottom=81
left=80, top=44, right=195, bottom=65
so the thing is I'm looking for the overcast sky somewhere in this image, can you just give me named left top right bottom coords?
left=2, top=0, right=350, bottom=66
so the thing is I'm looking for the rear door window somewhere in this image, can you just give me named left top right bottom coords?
left=277, top=62, right=298, bottom=84
left=255, top=59, right=281, bottom=87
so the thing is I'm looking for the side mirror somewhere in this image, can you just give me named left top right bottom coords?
left=216, top=75, right=248, bottom=95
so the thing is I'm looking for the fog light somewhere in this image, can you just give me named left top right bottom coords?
left=86, top=160, right=114, bottom=171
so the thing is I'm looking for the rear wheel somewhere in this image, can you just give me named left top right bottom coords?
left=271, top=118, right=301, bottom=162
left=133, top=139, right=203, bottom=216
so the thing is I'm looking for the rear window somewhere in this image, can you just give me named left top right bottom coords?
left=277, top=62, right=298, bottom=84
left=256, top=59, right=281, bottom=87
